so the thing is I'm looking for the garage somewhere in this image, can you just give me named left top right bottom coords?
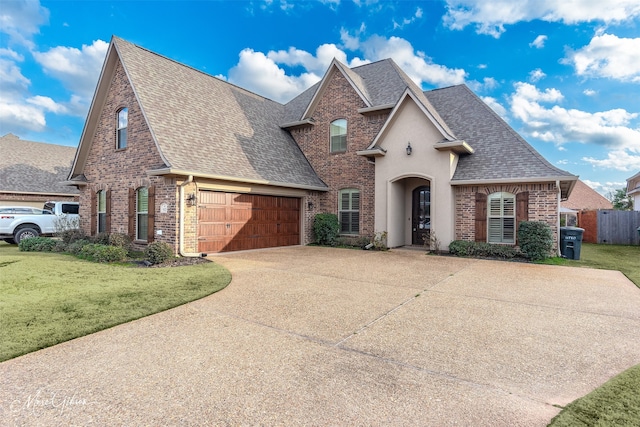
left=197, top=191, right=300, bottom=253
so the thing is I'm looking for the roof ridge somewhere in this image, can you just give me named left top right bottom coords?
left=112, top=36, right=285, bottom=107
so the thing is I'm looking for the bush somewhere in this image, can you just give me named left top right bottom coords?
left=67, top=239, right=91, bottom=255
left=518, top=221, right=554, bottom=261
left=109, top=233, right=132, bottom=250
left=79, top=243, right=127, bottom=263
left=145, top=241, right=174, bottom=265
left=313, top=213, right=340, bottom=246
left=91, top=232, right=111, bottom=245
left=57, top=228, right=86, bottom=244
left=448, top=240, right=520, bottom=259
left=18, top=237, right=57, bottom=252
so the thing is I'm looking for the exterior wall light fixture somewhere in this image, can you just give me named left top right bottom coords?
left=406, top=142, right=412, bottom=155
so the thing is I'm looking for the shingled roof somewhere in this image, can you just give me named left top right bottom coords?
left=561, top=180, right=612, bottom=211
left=424, top=85, right=576, bottom=195
left=1, top=133, right=79, bottom=196
left=71, top=37, right=327, bottom=191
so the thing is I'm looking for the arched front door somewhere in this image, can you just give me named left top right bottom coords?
left=412, top=186, right=431, bottom=245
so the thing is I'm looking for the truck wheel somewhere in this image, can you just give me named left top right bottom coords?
left=14, top=227, right=39, bottom=244
left=3, top=238, right=16, bottom=244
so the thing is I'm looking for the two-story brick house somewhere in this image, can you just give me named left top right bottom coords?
left=66, top=36, right=577, bottom=254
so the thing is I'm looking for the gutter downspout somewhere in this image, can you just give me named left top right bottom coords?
left=179, top=175, right=206, bottom=258
left=556, top=180, right=561, bottom=256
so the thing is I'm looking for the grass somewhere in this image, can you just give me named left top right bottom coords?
left=542, top=243, right=640, bottom=426
left=537, top=243, right=640, bottom=287
left=0, top=242, right=231, bottom=362
left=548, top=364, right=640, bottom=426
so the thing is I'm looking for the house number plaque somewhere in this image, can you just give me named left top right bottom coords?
left=160, top=203, right=168, bottom=214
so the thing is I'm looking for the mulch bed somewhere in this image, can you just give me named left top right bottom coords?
left=134, top=257, right=211, bottom=268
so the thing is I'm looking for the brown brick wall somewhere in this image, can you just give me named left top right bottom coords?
left=289, top=70, right=388, bottom=243
left=455, top=183, right=559, bottom=246
left=79, top=60, right=178, bottom=252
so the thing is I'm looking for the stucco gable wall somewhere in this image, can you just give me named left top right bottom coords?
left=373, top=98, right=457, bottom=248
left=289, top=70, right=388, bottom=242
left=80, top=60, right=178, bottom=250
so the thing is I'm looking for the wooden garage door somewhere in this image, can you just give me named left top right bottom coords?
left=197, top=191, right=300, bottom=253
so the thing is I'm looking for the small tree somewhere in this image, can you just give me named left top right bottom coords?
left=609, top=188, right=633, bottom=211
left=313, top=213, right=340, bottom=246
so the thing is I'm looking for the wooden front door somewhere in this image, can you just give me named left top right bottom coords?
left=412, top=186, right=431, bottom=245
left=197, top=191, right=300, bottom=253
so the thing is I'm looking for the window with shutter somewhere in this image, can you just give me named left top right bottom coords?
left=136, top=187, right=148, bottom=241
left=97, top=190, right=107, bottom=233
left=338, top=189, right=359, bottom=234
left=487, top=192, right=516, bottom=244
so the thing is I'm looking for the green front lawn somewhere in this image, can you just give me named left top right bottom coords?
left=0, top=243, right=231, bottom=362
left=538, top=243, right=640, bottom=287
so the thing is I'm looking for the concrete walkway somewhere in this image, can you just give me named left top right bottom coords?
left=2, top=246, right=640, bottom=426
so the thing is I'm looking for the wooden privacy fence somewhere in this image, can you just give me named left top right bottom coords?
left=579, top=210, right=640, bottom=245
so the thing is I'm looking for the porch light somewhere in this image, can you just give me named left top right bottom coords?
left=187, top=192, right=197, bottom=206
left=308, top=200, right=314, bottom=210
left=406, top=142, right=412, bottom=155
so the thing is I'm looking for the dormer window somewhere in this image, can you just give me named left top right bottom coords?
left=116, top=108, right=128, bottom=149
left=330, top=119, right=347, bottom=153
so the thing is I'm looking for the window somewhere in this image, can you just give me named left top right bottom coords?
left=488, top=192, right=515, bottom=244
left=136, top=187, right=148, bottom=241
left=117, top=108, right=128, bottom=149
left=339, top=189, right=359, bottom=234
left=330, top=119, right=347, bottom=152
left=97, top=190, right=107, bottom=233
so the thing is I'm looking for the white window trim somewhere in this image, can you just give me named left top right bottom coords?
left=97, top=190, right=106, bottom=233
left=330, top=119, right=347, bottom=153
left=339, top=188, right=360, bottom=235
left=117, top=108, right=128, bottom=149
left=136, top=187, right=148, bottom=241
left=487, top=192, right=515, bottom=244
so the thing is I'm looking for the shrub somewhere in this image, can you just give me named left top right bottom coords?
left=518, top=221, right=553, bottom=261
left=313, top=213, right=340, bottom=246
left=145, top=241, right=174, bottom=265
left=448, top=240, right=519, bottom=259
left=57, top=228, right=86, bottom=244
left=109, top=233, right=132, bottom=250
left=79, top=243, right=127, bottom=263
left=91, top=232, right=111, bottom=245
left=67, top=239, right=91, bottom=255
left=18, top=237, right=57, bottom=252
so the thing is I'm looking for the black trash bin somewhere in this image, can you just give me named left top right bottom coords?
left=560, top=226, right=584, bottom=260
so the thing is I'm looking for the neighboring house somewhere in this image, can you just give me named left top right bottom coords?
left=66, top=36, right=577, bottom=254
left=561, top=179, right=613, bottom=211
left=627, top=171, right=640, bottom=211
left=0, top=133, right=79, bottom=208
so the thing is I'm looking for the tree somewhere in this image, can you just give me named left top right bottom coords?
left=610, top=188, right=633, bottom=210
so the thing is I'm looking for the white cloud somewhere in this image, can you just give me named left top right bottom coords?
left=0, top=57, right=30, bottom=93
left=583, top=150, right=640, bottom=172
left=355, top=35, right=467, bottom=87
left=0, top=95, right=46, bottom=131
left=227, top=32, right=466, bottom=103
left=228, top=49, right=322, bottom=103
left=564, top=33, right=640, bottom=83
left=0, top=0, right=49, bottom=48
left=393, top=7, right=423, bottom=30
left=481, top=96, right=508, bottom=119
left=33, top=39, right=109, bottom=98
left=529, top=68, right=546, bottom=82
left=443, top=0, right=640, bottom=38
left=510, top=82, right=640, bottom=152
left=583, top=89, right=597, bottom=96
left=27, top=95, right=68, bottom=114
left=529, top=35, right=547, bottom=48
left=582, top=179, right=627, bottom=196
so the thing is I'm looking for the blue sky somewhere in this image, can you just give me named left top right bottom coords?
left=1, top=0, right=639, bottom=197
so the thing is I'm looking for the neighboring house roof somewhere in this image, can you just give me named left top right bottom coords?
left=627, top=171, right=640, bottom=196
left=424, top=85, right=577, bottom=198
left=561, top=180, right=613, bottom=210
left=70, top=36, right=327, bottom=191
left=0, top=133, right=79, bottom=196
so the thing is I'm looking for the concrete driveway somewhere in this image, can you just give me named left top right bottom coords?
left=2, top=246, right=640, bottom=426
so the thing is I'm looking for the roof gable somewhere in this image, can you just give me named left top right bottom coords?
left=561, top=180, right=613, bottom=210
left=71, top=36, right=326, bottom=191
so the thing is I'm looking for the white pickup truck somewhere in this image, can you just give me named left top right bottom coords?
left=0, top=201, right=79, bottom=244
